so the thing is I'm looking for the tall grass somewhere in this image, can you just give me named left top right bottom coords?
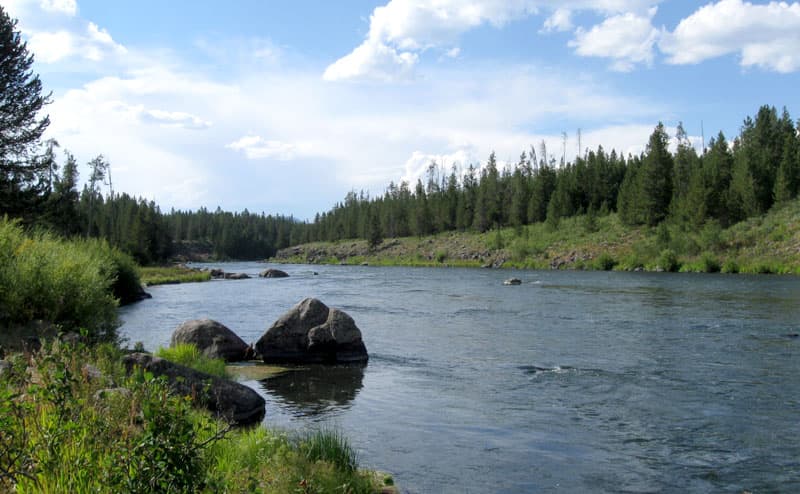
left=0, top=218, right=124, bottom=341
left=155, top=343, right=227, bottom=378
left=0, top=341, right=381, bottom=493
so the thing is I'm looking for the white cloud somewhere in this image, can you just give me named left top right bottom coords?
left=26, top=20, right=126, bottom=63
left=542, top=8, right=573, bottom=32
left=27, top=30, right=74, bottom=63
left=323, top=39, right=418, bottom=82
left=324, top=0, right=540, bottom=81
left=226, top=136, right=299, bottom=161
left=401, top=148, right=479, bottom=185
left=660, top=0, right=800, bottom=73
left=39, top=0, right=76, bottom=16
left=140, top=109, right=212, bottom=130
left=569, top=7, right=660, bottom=71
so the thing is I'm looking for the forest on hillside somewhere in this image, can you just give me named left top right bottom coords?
left=2, top=0, right=798, bottom=263
left=306, top=105, right=799, bottom=247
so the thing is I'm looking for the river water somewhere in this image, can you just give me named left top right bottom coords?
left=119, top=263, right=800, bottom=493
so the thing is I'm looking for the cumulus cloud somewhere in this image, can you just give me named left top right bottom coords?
left=660, top=0, right=800, bottom=73
left=542, top=8, right=573, bottom=32
left=569, top=7, right=660, bottom=71
left=27, top=19, right=126, bottom=63
left=226, top=136, right=299, bottom=161
left=323, top=40, right=418, bottom=82
left=39, top=0, right=77, bottom=15
left=324, top=0, right=540, bottom=81
left=400, top=148, right=479, bottom=184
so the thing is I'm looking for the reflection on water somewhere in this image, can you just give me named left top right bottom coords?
left=259, top=364, right=365, bottom=418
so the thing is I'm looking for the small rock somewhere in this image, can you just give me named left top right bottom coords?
left=503, top=278, right=522, bottom=285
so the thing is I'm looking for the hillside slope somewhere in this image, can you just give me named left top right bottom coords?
left=272, top=199, right=800, bottom=275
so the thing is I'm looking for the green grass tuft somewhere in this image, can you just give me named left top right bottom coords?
left=155, top=343, right=227, bottom=377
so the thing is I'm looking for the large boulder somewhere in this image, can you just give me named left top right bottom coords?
left=171, top=319, right=250, bottom=362
left=255, top=298, right=368, bottom=364
left=260, top=268, right=289, bottom=278
left=122, top=353, right=265, bottom=426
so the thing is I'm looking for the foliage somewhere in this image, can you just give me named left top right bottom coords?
left=0, top=342, right=380, bottom=493
left=0, top=218, right=120, bottom=341
left=139, top=265, right=212, bottom=286
left=155, top=343, right=227, bottom=378
left=0, top=6, right=52, bottom=221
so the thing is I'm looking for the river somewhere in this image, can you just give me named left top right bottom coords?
left=119, top=263, right=800, bottom=493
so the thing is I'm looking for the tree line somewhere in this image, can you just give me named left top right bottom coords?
left=3, top=5, right=799, bottom=263
left=305, top=105, right=800, bottom=246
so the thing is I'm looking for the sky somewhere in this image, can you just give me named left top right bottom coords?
left=6, top=0, right=800, bottom=220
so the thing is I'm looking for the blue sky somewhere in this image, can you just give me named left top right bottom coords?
left=6, top=0, right=800, bottom=219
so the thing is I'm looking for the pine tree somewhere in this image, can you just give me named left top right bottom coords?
left=0, top=6, right=52, bottom=218
left=639, top=123, right=673, bottom=226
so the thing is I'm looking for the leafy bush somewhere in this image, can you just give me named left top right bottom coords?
left=699, top=253, right=721, bottom=273
left=595, top=252, right=617, bottom=271
left=721, top=258, right=739, bottom=274
left=658, top=249, right=680, bottom=272
left=0, top=218, right=119, bottom=341
left=156, top=343, right=227, bottom=378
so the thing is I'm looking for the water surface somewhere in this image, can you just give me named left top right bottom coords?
left=120, top=264, right=800, bottom=493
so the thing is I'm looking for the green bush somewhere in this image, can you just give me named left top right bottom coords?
left=658, top=249, right=680, bottom=272
left=156, top=344, right=227, bottom=378
left=700, top=253, right=721, bottom=273
left=595, top=252, right=617, bottom=271
left=0, top=218, right=119, bottom=341
left=721, top=258, right=739, bottom=274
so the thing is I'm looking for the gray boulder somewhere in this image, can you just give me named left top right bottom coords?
left=260, top=268, right=289, bottom=278
left=122, top=353, right=265, bottom=426
left=255, top=298, right=368, bottom=364
left=171, top=319, right=250, bottom=362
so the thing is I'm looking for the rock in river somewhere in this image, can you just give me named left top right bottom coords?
left=260, top=268, right=289, bottom=278
left=503, top=278, right=522, bottom=285
left=123, top=353, right=265, bottom=426
left=255, top=298, right=368, bottom=364
left=171, top=319, right=250, bottom=362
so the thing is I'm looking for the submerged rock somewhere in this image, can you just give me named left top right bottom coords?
left=224, top=272, right=250, bottom=280
left=260, top=268, right=289, bottom=278
left=171, top=319, right=250, bottom=362
left=255, top=298, right=368, bottom=364
left=503, top=278, right=522, bottom=286
left=123, top=353, right=265, bottom=426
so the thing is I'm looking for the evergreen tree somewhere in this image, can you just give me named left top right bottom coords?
left=0, top=6, right=52, bottom=218
left=367, top=204, right=383, bottom=250
left=639, top=123, right=673, bottom=226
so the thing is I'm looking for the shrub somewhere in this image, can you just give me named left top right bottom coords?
left=595, top=252, right=617, bottom=271
left=658, top=249, right=680, bottom=272
left=0, top=218, right=119, bottom=341
left=721, top=259, right=739, bottom=274
left=155, top=344, right=227, bottom=378
left=699, top=253, right=721, bottom=273
left=434, top=250, right=448, bottom=263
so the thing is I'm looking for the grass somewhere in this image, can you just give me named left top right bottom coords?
left=155, top=343, right=228, bottom=378
left=139, top=265, right=211, bottom=286
left=272, top=198, right=800, bottom=276
left=0, top=218, right=128, bottom=343
left=0, top=341, right=384, bottom=494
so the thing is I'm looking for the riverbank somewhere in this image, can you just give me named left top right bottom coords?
left=271, top=199, right=800, bottom=275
